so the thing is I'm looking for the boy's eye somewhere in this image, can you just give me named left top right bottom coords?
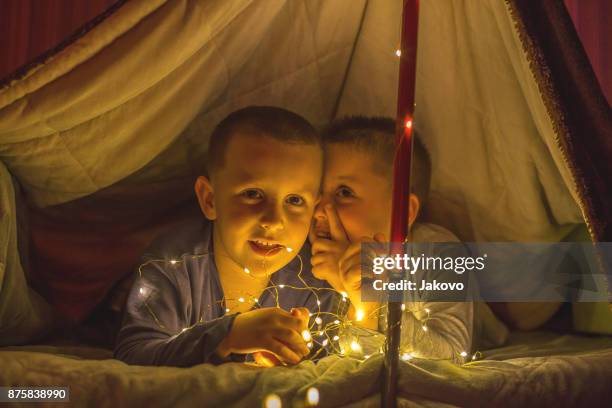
left=335, top=186, right=355, bottom=199
left=241, top=189, right=264, bottom=200
left=286, top=195, right=305, bottom=206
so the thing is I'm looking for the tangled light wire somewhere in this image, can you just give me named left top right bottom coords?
left=136, top=246, right=479, bottom=407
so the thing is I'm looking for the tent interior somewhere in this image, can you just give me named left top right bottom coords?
left=1, top=0, right=611, bottom=406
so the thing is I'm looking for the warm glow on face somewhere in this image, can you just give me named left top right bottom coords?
left=313, top=145, right=393, bottom=243
left=204, top=133, right=322, bottom=279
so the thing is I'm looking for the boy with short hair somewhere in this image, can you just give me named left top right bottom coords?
left=115, top=106, right=342, bottom=367
left=310, top=116, right=484, bottom=361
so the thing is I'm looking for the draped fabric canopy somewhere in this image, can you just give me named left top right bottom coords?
left=0, top=0, right=609, bottom=334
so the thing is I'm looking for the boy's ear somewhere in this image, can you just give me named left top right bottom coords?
left=407, top=193, right=420, bottom=228
left=195, top=176, right=216, bottom=220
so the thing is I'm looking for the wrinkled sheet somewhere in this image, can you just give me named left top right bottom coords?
left=1, top=332, right=611, bottom=407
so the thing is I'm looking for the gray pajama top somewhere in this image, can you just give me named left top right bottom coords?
left=114, top=218, right=343, bottom=367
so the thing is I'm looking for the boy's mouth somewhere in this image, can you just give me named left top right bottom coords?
left=248, top=240, right=284, bottom=256
left=315, top=231, right=331, bottom=239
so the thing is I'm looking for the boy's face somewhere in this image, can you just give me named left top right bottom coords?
left=311, top=144, right=392, bottom=243
left=198, top=132, right=322, bottom=278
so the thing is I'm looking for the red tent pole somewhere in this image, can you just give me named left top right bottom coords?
left=382, top=1, right=419, bottom=407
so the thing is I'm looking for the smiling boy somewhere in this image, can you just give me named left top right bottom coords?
left=310, top=116, right=475, bottom=361
left=115, top=106, right=341, bottom=367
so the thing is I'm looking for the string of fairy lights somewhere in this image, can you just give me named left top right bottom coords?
left=129, top=39, right=486, bottom=406
left=135, top=242, right=481, bottom=407
left=136, top=247, right=378, bottom=359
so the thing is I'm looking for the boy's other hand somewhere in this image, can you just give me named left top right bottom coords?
left=339, top=233, right=385, bottom=295
left=253, top=307, right=310, bottom=367
left=217, top=307, right=310, bottom=365
left=311, top=204, right=349, bottom=293
left=339, top=233, right=386, bottom=330
left=339, top=238, right=373, bottom=295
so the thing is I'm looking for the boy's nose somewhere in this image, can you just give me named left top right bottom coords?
left=313, top=196, right=330, bottom=220
left=260, top=205, right=284, bottom=232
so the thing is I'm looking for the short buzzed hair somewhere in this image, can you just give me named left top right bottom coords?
left=206, top=106, right=319, bottom=176
left=321, top=116, right=431, bottom=206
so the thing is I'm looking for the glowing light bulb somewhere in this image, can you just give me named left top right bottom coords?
left=322, top=339, right=329, bottom=347
left=238, top=297, right=245, bottom=303
left=315, top=317, right=323, bottom=325
left=472, top=354, right=477, bottom=361
left=264, top=393, right=282, bottom=408
left=401, top=304, right=406, bottom=311
left=341, top=291, right=348, bottom=298
left=170, top=259, right=178, bottom=265
left=181, top=328, right=188, bottom=333
left=244, top=267, right=250, bottom=274
left=253, top=298, right=259, bottom=303
left=279, top=284, right=285, bottom=289
left=316, top=300, right=321, bottom=306
left=333, top=335, right=340, bottom=341
left=306, top=387, right=319, bottom=406
left=319, top=331, right=324, bottom=337
left=405, top=119, right=413, bottom=129
left=401, top=353, right=413, bottom=361
left=225, top=308, right=230, bottom=313
left=395, top=49, right=402, bottom=57
left=334, top=320, right=340, bottom=325
left=350, top=340, right=362, bottom=353
left=424, top=308, right=430, bottom=314
left=307, top=342, right=313, bottom=348
left=286, top=247, right=293, bottom=253
left=302, top=330, right=312, bottom=342
left=340, top=348, right=346, bottom=355
left=422, top=325, right=428, bottom=332
left=355, top=309, right=365, bottom=322
left=364, top=354, right=371, bottom=359
left=460, top=351, right=468, bottom=357
left=139, top=287, right=145, bottom=295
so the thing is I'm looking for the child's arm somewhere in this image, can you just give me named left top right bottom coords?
left=114, top=262, right=309, bottom=366
left=115, top=266, right=236, bottom=367
left=391, top=301, right=473, bottom=363
left=311, top=205, right=379, bottom=329
left=396, top=244, right=474, bottom=362
left=215, top=307, right=310, bottom=364
left=114, top=262, right=237, bottom=366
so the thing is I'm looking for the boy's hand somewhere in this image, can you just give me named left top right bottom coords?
left=253, top=307, right=310, bottom=366
left=217, top=307, right=310, bottom=365
left=311, top=205, right=350, bottom=293
left=339, top=233, right=386, bottom=329
left=339, top=232, right=386, bottom=295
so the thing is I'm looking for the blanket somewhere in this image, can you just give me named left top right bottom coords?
left=2, top=331, right=611, bottom=407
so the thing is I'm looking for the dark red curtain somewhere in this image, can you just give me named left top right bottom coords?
left=565, top=0, right=611, bottom=104
left=0, top=0, right=118, bottom=80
